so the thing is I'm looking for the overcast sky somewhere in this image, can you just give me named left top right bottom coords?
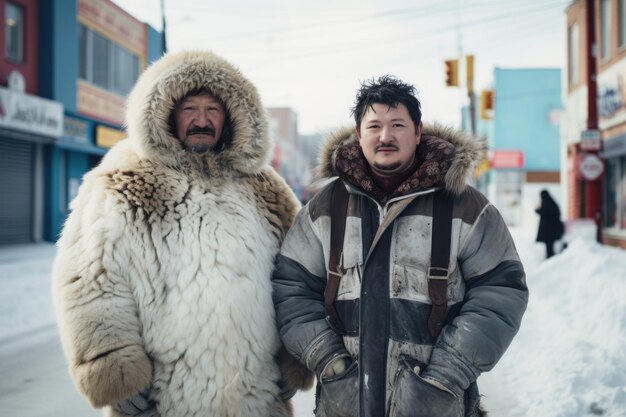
left=112, top=0, right=569, bottom=134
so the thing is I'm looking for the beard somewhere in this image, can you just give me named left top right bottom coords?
left=182, top=126, right=219, bottom=154
left=373, top=161, right=402, bottom=172
left=183, top=142, right=215, bottom=154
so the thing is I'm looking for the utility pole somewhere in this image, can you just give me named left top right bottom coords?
left=160, top=0, right=167, bottom=53
left=466, top=55, right=476, bottom=136
left=584, top=0, right=603, bottom=242
left=455, top=1, right=476, bottom=136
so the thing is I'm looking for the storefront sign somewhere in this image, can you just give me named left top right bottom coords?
left=78, top=0, right=146, bottom=58
left=489, top=150, right=524, bottom=169
left=0, top=87, right=63, bottom=137
left=598, top=58, right=626, bottom=130
left=96, top=124, right=126, bottom=148
left=580, top=129, right=601, bottom=151
left=578, top=153, right=604, bottom=181
left=63, top=116, right=90, bottom=143
left=77, top=80, right=125, bottom=125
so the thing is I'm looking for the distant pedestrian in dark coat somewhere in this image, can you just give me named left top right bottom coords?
left=536, top=189, right=564, bottom=258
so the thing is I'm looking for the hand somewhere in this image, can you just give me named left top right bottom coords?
left=320, top=357, right=349, bottom=380
left=114, top=389, right=152, bottom=416
left=421, top=376, right=457, bottom=396
left=276, top=377, right=297, bottom=401
left=279, top=385, right=297, bottom=401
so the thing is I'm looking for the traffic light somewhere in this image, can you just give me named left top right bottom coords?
left=479, top=90, right=494, bottom=119
left=444, top=59, right=459, bottom=87
left=466, top=55, right=474, bottom=93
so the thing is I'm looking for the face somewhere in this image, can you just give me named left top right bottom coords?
left=357, top=102, right=422, bottom=177
left=174, top=93, right=226, bottom=153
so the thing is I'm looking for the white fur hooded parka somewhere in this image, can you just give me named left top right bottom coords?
left=52, top=50, right=313, bottom=417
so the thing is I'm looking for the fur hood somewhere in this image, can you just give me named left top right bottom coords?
left=124, top=50, right=269, bottom=176
left=317, top=123, right=487, bottom=196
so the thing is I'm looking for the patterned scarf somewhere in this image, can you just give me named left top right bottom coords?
left=334, top=135, right=456, bottom=204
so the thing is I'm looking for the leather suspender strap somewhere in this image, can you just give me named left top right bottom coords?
left=325, top=179, right=349, bottom=334
left=427, top=190, right=454, bottom=338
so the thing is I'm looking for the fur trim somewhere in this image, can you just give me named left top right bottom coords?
left=276, top=345, right=315, bottom=392
left=316, top=123, right=486, bottom=195
left=316, top=126, right=354, bottom=182
left=251, top=167, right=302, bottom=242
left=125, top=50, right=269, bottom=176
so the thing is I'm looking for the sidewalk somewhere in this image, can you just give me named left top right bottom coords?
left=0, top=243, right=57, bottom=342
left=0, top=243, right=100, bottom=416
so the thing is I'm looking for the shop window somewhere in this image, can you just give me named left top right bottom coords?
left=92, top=31, right=111, bottom=90
left=78, top=24, right=141, bottom=97
left=605, top=159, right=620, bottom=228
left=617, top=0, right=626, bottom=48
left=79, top=25, right=88, bottom=80
left=4, top=2, right=23, bottom=62
left=622, top=157, right=626, bottom=228
left=601, top=0, right=612, bottom=61
left=568, top=23, right=579, bottom=85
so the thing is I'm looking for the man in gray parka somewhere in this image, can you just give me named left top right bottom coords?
left=272, top=76, right=528, bottom=417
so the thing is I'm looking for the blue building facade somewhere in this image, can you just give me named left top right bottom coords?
left=37, top=0, right=163, bottom=242
left=464, top=68, right=562, bottom=226
left=493, top=68, right=561, bottom=171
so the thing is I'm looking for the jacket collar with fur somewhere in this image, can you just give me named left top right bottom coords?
left=124, top=50, right=269, bottom=177
left=317, top=123, right=486, bottom=200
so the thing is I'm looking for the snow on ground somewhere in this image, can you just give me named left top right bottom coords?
left=0, top=243, right=57, bottom=340
left=0, top=228, right=625, bottom=416
left=481, top=228, right=626, bottom=417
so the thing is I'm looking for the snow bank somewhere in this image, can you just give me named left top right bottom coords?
left=482, top=237, right=626, bottom=417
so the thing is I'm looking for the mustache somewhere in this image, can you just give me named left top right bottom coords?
left=186, top=125, right=216, bottom=136
left=375, top=144, right=399, bottom=152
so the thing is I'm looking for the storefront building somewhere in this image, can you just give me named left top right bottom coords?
left=0, top=0, right=65, bottom=244
left=1, top=0, right=162, bottom=245
left=565, top=0, right=626, bottom=248
left=37, top=0, right=163, bottom=242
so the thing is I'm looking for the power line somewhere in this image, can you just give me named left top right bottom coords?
left=170, top=0, right=568, bottom=43
left=219, top=2, right=567, bottom=69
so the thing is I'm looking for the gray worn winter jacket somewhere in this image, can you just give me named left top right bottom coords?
left=272, top=125, right=528, bottom=417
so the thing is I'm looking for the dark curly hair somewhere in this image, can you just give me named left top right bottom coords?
left=351, top=75, right=422, bottom=132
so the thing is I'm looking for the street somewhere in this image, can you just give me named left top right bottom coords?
left=0, top=325, right=99, bottom=417
left=0, top=323, right=315, bottom=417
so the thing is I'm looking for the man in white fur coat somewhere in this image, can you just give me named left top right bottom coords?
left=52, top=50, right=313, bottom=417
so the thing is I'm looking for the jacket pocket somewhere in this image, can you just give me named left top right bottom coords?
left=389, top=357, right=462, bottom=417
left=316, top=361, right=359, bottom=417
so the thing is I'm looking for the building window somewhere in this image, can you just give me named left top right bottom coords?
left=78, top=24, right=141, bottom=97
left=568, top=23, right=579, bottom=85
left=4, top=2, right=24, bottom=62
left=607, top=156, right=626, bottom=230
left=621, top=157, right=626, bottom=229
left=605, top=158, right=619, bottom=228
left=601, top=0, right=612, bottom=61
left=79, top=25, right=88, bottom=80
left=617, top=0, right=626, bottom=48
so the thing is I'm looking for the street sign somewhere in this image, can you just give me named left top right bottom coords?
left=490, top=150, right=524, bottom=168
left=578, top=153, right=604, bottom=181
left=580, top=129, right=601, bottom=151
